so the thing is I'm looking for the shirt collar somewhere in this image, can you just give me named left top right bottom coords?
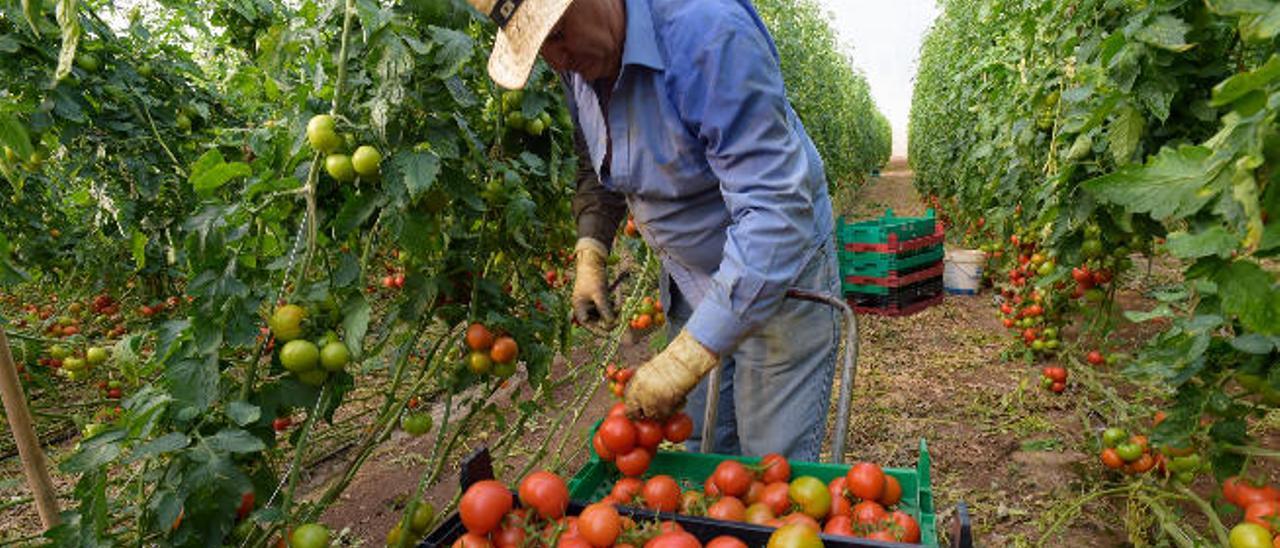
left=619, top=0, right=664, bottom=71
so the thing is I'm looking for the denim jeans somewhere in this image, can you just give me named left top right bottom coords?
left=663, top=239, right=841, bottom=461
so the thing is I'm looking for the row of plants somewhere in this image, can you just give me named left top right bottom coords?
left=910, top=0, right=1279, bottom=545
left=755, top=0, right=892, bottom=186
left=0, top=0, right=891, bottom=547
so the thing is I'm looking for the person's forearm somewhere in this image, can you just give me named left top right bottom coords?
left=570, top=126, right=627, bottom=248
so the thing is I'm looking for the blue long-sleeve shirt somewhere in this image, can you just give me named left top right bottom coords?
left=565, top=0, right=835, bottom=355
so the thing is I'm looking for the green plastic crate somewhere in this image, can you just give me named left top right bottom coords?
left=566, top=439, right=939, bottom=547
left=837, top=208, right=937, bottom=246
left=840, top=246, right=944, bottom=280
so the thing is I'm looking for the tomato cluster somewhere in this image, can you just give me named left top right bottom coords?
left=593, top=404, right=693, bottom=477
left=306, top=114, right=382, bottom=184
left=629, top=297, right=665, bottom=332
left=592, top=457, right=920, bottom=544
left=1039, top=366, right=1067, bottom=394
left=604, top=364, right=636, bottom=399
left=1223, top=477, right=1280, bottom=548
left=269, top=304, right=353, bottom=386
left=464, top=323, right=521, bottom=378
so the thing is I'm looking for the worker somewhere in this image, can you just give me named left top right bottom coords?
left=465, top=0, right=840, bottom=460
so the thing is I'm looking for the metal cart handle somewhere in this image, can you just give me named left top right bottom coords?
left=699, top=289, right=859, bottom=464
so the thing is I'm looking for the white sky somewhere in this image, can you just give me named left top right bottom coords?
left=813, top=0, right=940, bottom=157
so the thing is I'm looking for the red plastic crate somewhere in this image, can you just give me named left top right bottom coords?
left=845, top=225, right=945, bottom=254
left=852, top=293, right=944, bottom=317
left=845, top=262, right=945, bottom=288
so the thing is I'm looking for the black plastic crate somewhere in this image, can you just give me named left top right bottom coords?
left=848, top=276, right=944, bottom=309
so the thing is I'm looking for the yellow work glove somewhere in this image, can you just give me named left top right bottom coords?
left=624, top=329, right=720, bottom=419
left=571, top=238, right=615, bottom=333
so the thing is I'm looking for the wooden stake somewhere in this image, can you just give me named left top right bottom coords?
left=0, top=330, right=59, bottom=529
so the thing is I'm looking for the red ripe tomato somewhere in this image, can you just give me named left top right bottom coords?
left=607, top=402, right=628, bottom=419
left=656, top=521, right=683, bottom=534
left=1042, top=366, right=1067, bottom=383
left=1051, top=381, right=1066, bottom=393
left=642, top=475, right=681, bottom=512
left=577, top=503, right=622, bottom=547
left=452, top=532, right=493, bottom=548
left=1224, top=477, right=1246, bottom=506
left=611, top=477, right=644, bottom=503
left=459, top=480, right=512, bottom=535
left=760, top=482, right=792, bottom=516
left=1246, top=500, right=1280, bottom=532
left=519, top=471, right=569, bottom=520
left=493, top=522, right=527, bottom=548
left=865, top=529, right=897, bottom=542
left=823, top=515, right=855, bottom=537
left=703, top=476, right=721, bottom=497
left=852, top=500, right=887, bottom=525
left=635, top=419, right=665, bottom=450
left=707, top=496, right=746, bottom=521
left=615, top=448, right=652, bottom=477
left=779, top=512, right=821, bottom=532
left=828, top=476, right=848, bottom=501
left=272, top=417, right=292, bottom=432
left=744, top=480, right=766, bottom=505
left=829, top=492, right=852, bottom=518
left=761, top=453, right=791, bottom=484
left=599, top=417, right=638, bottom=455
left=593, top=432, right=615, bottom=461
left=643, top=531, right=700, bottom=548
left=712, top=460, right=753, bottom=498
left=880, top=475, right=902, bottom=506
left=846, top=462, right=886, bottom=501
left=705, top=536, right=748, bottom=548
left=663, top=413, right=694, bottom=443
left=557, top=535, right=593, bottom=548
left=236, top=491, right=254, bottom=521
left=1238, top=482, right=1280, bottom=510
left=890, top=509, right=922, bottom=542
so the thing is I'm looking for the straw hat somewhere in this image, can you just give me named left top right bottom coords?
left=466, top=0, right=574, bottom=89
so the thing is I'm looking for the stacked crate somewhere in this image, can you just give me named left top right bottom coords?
left=838, top=209, right=945, bottom=316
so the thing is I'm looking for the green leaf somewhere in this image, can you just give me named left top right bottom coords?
left=343, top=294, right=370, bottom=359
left=355, top=0, right=393, bottom=36
left=0, top=113, right=33, bottom=158
left=61, top=442, right=121, bottom=473
left=1164, top=227, right=1237, bottom=259
left=53, top=0, right=80, bottom=83
left=130, top=228, right=147, bottom=270
left=392, top=150, right=440, bottom=201
left=1082, top=145, right=1225, bottom=221
left=1108, top=104, right=1143, bottom=164
left=1125, top=304, right=1174, bottom=323
left=1212, top=55, right=1280, bottom=107
left=226, top=401, right=260, bottom=426
left=428, top=26, right=473, bottom=78
left=165, top=356, right=218, bottom=412
left=332, top=191, right=386, bottom=236
left=21, top=0, right=41, bottom=35
left=1134, top=14, right=1194, bottom=52
left=1230, top=333, right=1277, bottom=354
left=189, top=150, right=252, bottom=192
left=1213, top=260, right=1280, bottom=335
left=124, top=432, right=190, bottom=463
left=204, top=429, right=265, bottom=454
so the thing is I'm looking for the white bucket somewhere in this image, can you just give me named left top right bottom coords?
left=944, top=249, right=984, bottom=295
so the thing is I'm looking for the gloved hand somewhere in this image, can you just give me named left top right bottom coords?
left=624, top=329, right=720, bottom=419
left=571, top=238, right=615, bottom=332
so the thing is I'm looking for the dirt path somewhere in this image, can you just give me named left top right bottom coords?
left=835, top=158, right=1126, bottom=545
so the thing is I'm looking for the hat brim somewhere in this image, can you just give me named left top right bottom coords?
left=488, top=0, right=574, bottom=90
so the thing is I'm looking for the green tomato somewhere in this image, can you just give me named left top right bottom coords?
left=787, top=476, right=831, bottom=519
left=137, top=63, right=154, bottom=77
left=289, top=523, right=330, bottom=548
left=1169, top=455, right=1201, bottom=473
left=1228, top=523, right=1273, bottom=548
left=63, top=357, right=87, bottom=371
left=82, top=423, right=108, bottom=439
left=297, top=368, right=329, bottom=387
left=351, top=145, right=382, bottom=177
left=280, top=340, right=320, bottom=373
left=1031, top=340, right=1046, bottom=352
left=1042, top=327, right=1058, bottom=340
left=49, top=345, right=71, bottom=360
left=505, top=111, right=525, bottom=130
left=525, top=118, right=546, bottom=136
left=1237, top=373, right=1265, bottom=393
left=175, top=113, right=192, bottom=132
left=1045, top=340, right=1061, bottom=350
left=402, top=412, right=433, bottom=436
left=1037, top=261, right=1055, bottom=277
left=320, top=341, right=351, bottom=372
left=1081, top=239, right=1104, bottom=258
left=493, top=360, right=517, bottom=379
left=1115, top=442, right=1143, bottom=462
left=270, top=304, right=306, bottom=342
left=325, top=154, right=357, bottom=183
left=1174, top=471, right=1196, bottom=484
left=86, top=346, right=108, bottom=365
left=410, top=501, right=436, bottom=533
left=75, top=53, right=101, bottom=72
left=1102, top=427, right=1128, bottom=448
left=307, top=115, right=341, bottom=153
left=467, top=351, right=493, bottom=375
